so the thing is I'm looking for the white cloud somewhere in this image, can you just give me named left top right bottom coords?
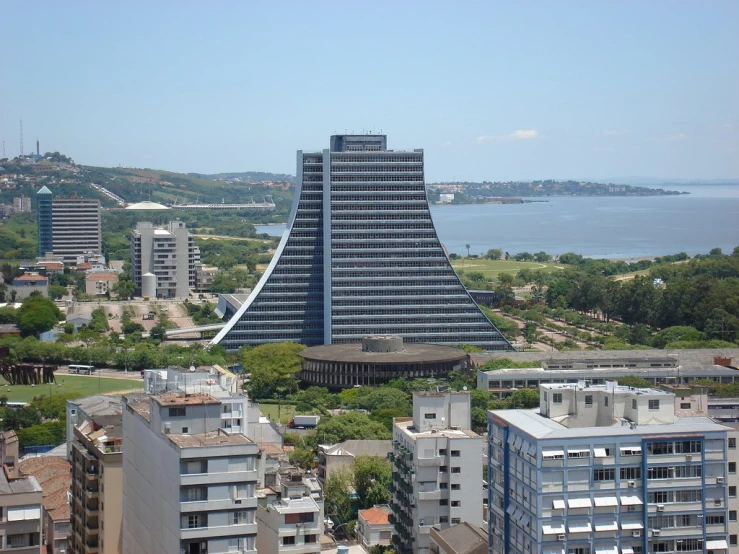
left=510, top=129, right=538, bottom=140
left=602, top=129, right=630, bottom=136
left=593, top=147, right=614, bottom=152
left=666, top=133, right=689, bottom=141
left=476, top=130, right=539, bottom=143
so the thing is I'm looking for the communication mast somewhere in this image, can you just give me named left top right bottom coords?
left=19, top=118, right=23, bottom=157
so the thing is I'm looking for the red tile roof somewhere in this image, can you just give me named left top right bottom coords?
left=14, top=274, right=47, bottom=282
left=359, top=506, right=391, bottom=525
left=86, top=272, right=118, bottom=281
left=76, top=262, right=92, bottom=270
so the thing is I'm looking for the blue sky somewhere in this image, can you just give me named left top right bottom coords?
left=2, top=1, right=737, bottom=181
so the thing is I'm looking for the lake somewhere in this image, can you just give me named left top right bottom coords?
left=255, top=184, right=739, bottom=259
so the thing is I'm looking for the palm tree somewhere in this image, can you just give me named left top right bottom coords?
left=465, top=244, right=471, bottom=258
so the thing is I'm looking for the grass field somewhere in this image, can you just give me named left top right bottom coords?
left=451, top=258, right=564, bottom=279
left=0, top=375, right=143, bottom=403
left=259, top=403, right=297, bottom=425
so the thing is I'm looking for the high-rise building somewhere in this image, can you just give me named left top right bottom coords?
left=13, top=195, right=31, bottom=213
left=36, top=187, right=101, bottom=263
left=212, top=134, right=513, bottom=352
left=131, top=221, right=200, bottom=298
left=487, top=382, right=733, bottom=554
left=122, top=368, right=258, bottom=554
left=51, top=198, right=101, bottom=264
left=37, top=186, right=53, bottom=257
left=391, top=391, right=483, bottom=554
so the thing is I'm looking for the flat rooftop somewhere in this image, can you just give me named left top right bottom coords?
left=490, top=409, right=730, bottom=440
left=474, top=347, right=739, bottom=368
left=541, top=383, right=671, bottom=396
left=265, top=495, right=320, bottom=514
left=395, top=418, right=479, bottom=440
left=301, top=342, right=466, bottom=364
left=167, top=430, right=254, bottom=448
left=152, top=392, right=220, bottom=407
left=0, top=469, right=41, bottom=495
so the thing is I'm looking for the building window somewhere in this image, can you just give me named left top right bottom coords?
left=283, top=536, right=295, bottom=546
left=439, top=499, right=448, bottom=506
left=186, top=515, right=202, bottom=529
left=305, top=535, right=317, bottom=543
left=424, top=413, right=437, bottom=419
left=181, top=427, right=188, bottom=433
left=604, top=396, right=609, bottom=407
left=231, top=510, right=255, bottom=525
left=731, top=511, right=737, bottom=522
left=553, top=394, right=563, bottom=404
left=730, top=462, right=737, bottom=474
left=585, top=395, right=593, bottom=405
left=594, top=468, right=615, bottom=481
left=451, top=467, right=461, bottom=474
left=451, top=501, right=460, bottom=507
left=730, top=536, right=737, bottom=547
left=285, top=512, right=314, bottom=524
left=439, top=449, right=447, bottom=455
left=730, top=486, right=737, bottom=498
left=620, top=467, right=641, bottom=480
left=451, top=484, right=460, bottom=490
left=440, top=482, right=448, bottom=489
left=648, top=400, right=660, bottom=410
left=706, top=514, right=725, bottom=525
left=440, top=516, right=449, bottom=523
left=439, top=466, right=448, bottom=473
left=451, top=518, right=461, bottom=524
left=169, top=407, right=186, bottom=417
left=730, top=438, right=737, bottom=449
left=451, top=450, right=460, bottom=457
left=632, top=399, right=637, bottom=409
left=680, top=403, right=691, bottom=409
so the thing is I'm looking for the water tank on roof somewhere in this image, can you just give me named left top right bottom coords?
left=142, top=272, right=156, bottom=298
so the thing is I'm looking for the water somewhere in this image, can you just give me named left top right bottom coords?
left=254, top=184, right=739, bottom=259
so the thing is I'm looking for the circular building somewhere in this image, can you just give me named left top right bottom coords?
left=299, top=335, right=468, bottom=388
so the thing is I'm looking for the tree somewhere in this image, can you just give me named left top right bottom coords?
left=242, top=342, right=304, bottom=399
left=485, top=248, right=503, bottom=260
left=0, top=306, right=17, bottom=324
left=369, top=408, right=406, bottom=431
left=355, top=388, right=411, bottom=414
left=48, top=285, right=67, bottom=300
left=324, top=469, right=353, bottom=529
left=523, top=322, right=540, bottom=348
left=149, top=323, right=167, bottom=342
left=353, top=456, right=392, bottom=508
left=617, top=375, right=652, bottom=388
left=507, top=388, right=540, bottom=408
left=315, top=412, right=391, bottom=444
left=15, top=294, right=61, bottom=337
left=112, top=279, right=135, bottom=300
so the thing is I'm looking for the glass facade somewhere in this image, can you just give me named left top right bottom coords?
left=213, top=135, right=514, bottom=351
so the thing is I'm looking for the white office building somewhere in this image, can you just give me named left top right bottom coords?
left=122, top=389, right=258, bottom=554
left=391, top=392, right=483, bottom=554
left=487, top=382, right=732, bottom=554
left=131, top=221, right=200, bottom=298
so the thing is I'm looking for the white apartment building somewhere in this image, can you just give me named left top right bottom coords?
left=255, top=496, right=322, bottom=554
left=488, top=382, right=732, bottom=554
left=122, top=391, right=258, bottom=554
left=726, top=424, right=739, bottom=554
left=131, top=221, right=200, bottom=298
left=391, top=392, right=483, bottom=554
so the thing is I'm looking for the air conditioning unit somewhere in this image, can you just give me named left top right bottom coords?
left=164, top=422, right=171, bottom=434
left=628, top=480, right=636, bottom=488
left=686, top=455, right=693, bottom=461
left=652, top=530, right=661, bottom=537
left=234, top=499, right=242, bottom=505
left=557, top=534, right=566, bottom=541
left=717, top=477, right=725, bottom=484
left=627, top=506, right=637, bottom=512
left=632, top=531, right=641, bottom=538
left=657, top=505, right=665, bottom=512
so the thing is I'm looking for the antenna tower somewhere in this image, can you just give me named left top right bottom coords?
left=19, top=119, right=24, bottom=157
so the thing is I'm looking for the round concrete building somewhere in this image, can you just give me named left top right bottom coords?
left=299, top=335, right=468, bottom=388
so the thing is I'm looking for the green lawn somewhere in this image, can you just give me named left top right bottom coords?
left=259, top=403, right=297, bottom=425
left=0, top=375, right=143, bottom=403
left=451, top=258, right=564, bottom=279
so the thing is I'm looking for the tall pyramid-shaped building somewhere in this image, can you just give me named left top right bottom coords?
left=212, top=135, right=514, bottom=352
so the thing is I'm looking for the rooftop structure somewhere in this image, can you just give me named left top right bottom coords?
left=317, top=439, right=392, bottom=484
left=212, top=134, right=513, bottom=352
left=300, top=335, right=468, bottom=388
left=255, top=496, right=322, bottom=554
left=358, top=505, right=395, bottom=550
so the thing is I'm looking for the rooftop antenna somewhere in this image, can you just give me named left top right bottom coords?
left=19, top=118, right=23, bottom=157
left=36, top=139, right=39, bottom=156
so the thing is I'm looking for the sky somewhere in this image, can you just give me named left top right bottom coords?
left=2, top=1, right=738, bottom=182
